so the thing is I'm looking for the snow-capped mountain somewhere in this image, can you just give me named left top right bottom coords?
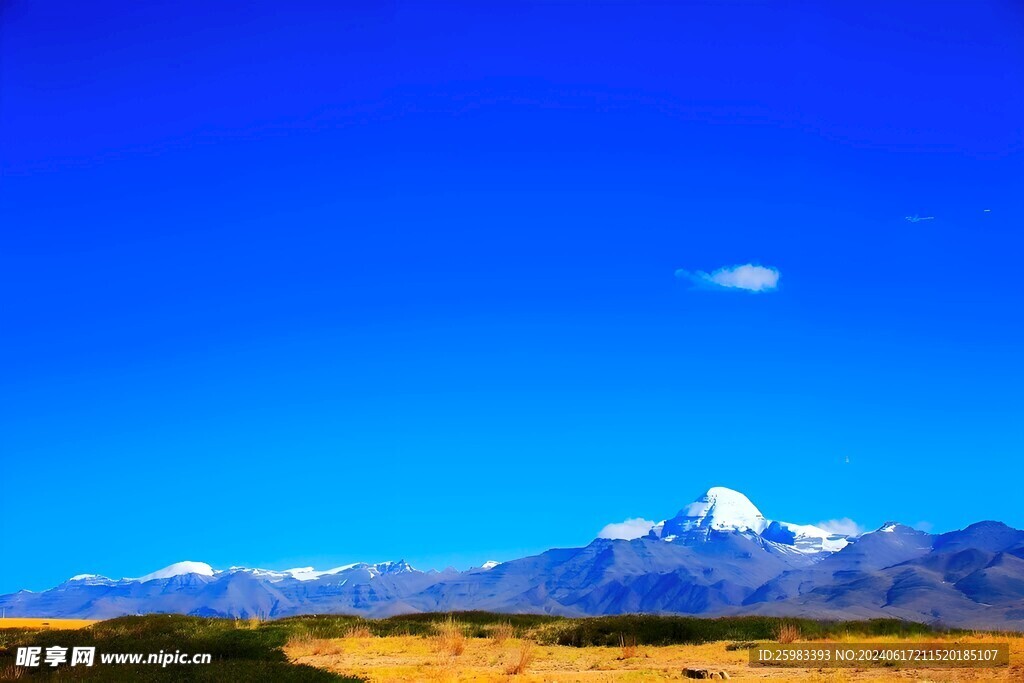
left=51, top=560, right=420, bottom=591
left=221, top=560, right=418, bottom=583
left=4, top=486, right=1024, bottom=629
left=647, top=486, right=850, bottom=554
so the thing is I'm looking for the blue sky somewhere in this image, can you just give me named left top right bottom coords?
left=2, top=1, right=1022, bottom=592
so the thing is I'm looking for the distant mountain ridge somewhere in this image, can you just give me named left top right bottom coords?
left=4, top=487, right=1023, bottom=630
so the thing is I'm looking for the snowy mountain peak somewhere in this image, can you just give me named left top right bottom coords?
left=666, top=486, right=769, bottom=535
left=689, top=486, right=767, bottom=532
left=135, top=562, right=215, bottom=583
left=645, top=486, right=850, bottom=556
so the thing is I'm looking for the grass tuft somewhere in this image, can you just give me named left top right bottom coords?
left=343, top=624, right=372, bottom=638
left=0, top=664, right=24, bottom=679
left=618, top=633, right=638, bottom=659
left=503, top=640, right=535, bottom=675
left=431, top=616, right=467, bottom=657
left=775, top=622, right=801, bottom=644
left=490, top=621, right=514, bottom=644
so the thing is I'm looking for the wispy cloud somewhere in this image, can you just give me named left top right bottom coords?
left=676, top=263, right=780, bottom=292
left=817, top=518, right=865, bottom=537
left=913, top=521, right=934, bottom=532
left=598, top=518, right=656, bottom=540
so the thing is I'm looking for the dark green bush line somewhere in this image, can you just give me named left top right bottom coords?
left=277, top=611, right=954, bottom=646
left=529, top=615, right=952, bottom=647
left=275, top=610, right=562, bottom=639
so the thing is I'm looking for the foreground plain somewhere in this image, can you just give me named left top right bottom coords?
left=1, top=613, right=1020, bottom=681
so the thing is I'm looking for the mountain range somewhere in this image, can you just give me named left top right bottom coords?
left=5, top=487, right=1023, bottom=629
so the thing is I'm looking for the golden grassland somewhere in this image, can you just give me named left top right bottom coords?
left=0, top=618, right=97, bottom=630
left=285, top=629, right=1024, bottom=682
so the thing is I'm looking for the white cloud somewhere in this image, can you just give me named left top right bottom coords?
left=817, top=518, right=865, bottom=537
left=597, top=518, right=656, bottom=540
left=676, top=264, right=780, bottom=292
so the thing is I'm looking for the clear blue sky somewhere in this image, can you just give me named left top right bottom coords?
left=2, top=1, right=1022, bottom=593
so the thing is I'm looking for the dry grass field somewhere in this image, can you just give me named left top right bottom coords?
left=0, top=617, right=97, bottom=630
left=2, top=614, right=1019, bottom=681
left=286, top=630, right=1024, bottom=682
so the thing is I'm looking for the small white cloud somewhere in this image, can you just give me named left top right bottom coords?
left=817, top=518, right=865, bottom=537
left=913, top=521, right=934, bottom=532
left=676, top=263, right=780, bottom=292
left=598, top=518, right=656, bottom=540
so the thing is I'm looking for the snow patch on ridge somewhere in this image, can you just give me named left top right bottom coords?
left=228, top=560, right=417, bottom=582
left=136, top=562, right=214, bottom=583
